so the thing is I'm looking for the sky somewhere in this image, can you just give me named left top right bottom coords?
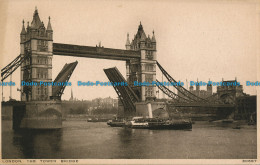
left=0, top=0, right=259, bottom=101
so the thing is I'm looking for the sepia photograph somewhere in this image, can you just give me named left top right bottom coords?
left=0, top=0, right=259, bottom=164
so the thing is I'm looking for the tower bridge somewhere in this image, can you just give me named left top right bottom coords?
left=1, top=8, right=238, bottom=129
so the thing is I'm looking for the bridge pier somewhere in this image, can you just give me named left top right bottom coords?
left=118, top=101, right=167, bottom=118
left=19, top=101, right=62, bottom=129
left=135, top=102, right=166, bottom=117
left=2, top=101, right=62, bottom=130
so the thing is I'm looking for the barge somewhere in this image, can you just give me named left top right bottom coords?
left=148, top=119, right=192, bottom=130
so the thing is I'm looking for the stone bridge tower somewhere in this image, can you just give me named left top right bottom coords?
left=125, top=22, right=157, bottom=101
left=18, top=8, right=61, bottom=129
left=20, top=8, right=53, bottom=101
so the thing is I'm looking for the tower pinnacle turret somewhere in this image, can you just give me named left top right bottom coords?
left=20, top=20, right=26, bottom=42
left=20, top=20, right=26, bottom=35
left=47, top=16, right=53, bottom=31
left=152, top=30, right=156, bottom=43
left=125, top=33, right=131, bottom=50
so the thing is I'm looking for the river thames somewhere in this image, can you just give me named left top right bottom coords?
left=2, top=120, right=256, bottom=159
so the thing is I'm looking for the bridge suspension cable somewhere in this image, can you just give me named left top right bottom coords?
left=156, top=61, right=207, bottom=102
left=155, top=79, right=190, bottom=102
left=1, top=52, right=30, bottom=81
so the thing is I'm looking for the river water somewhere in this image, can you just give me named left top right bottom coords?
left=2, top=120, right=257, bottom=159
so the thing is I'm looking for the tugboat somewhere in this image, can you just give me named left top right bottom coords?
left=107, top=118, right=126, bottom=127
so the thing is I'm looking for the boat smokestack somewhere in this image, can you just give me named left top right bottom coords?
left=147, top=102, right=153, bottom=118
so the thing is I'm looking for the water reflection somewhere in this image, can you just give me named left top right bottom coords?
left=118, top=128, right=133, bottom=145
left=2, top=121, right=257, bottom=159
left=12, top=129, right=62, bottom=159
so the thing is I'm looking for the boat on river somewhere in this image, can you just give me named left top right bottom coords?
left=107, top=119, right=125, bottom=127
left=148, top=119, right=192, bottom=130
left=87, top=118, right=110, bottom=122
left=125, top=117, right=149, bottom=129
left=125, top=117, right=192, bottom=130
left=108, top=102, right=192, bottom=130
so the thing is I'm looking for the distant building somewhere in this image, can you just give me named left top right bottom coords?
left=217, top=79, right=244, bottom=97
left=92, top=97, right=118, bottom=108
left=184, top=79, right=212, bottom=99
left=216, top=79, right=245, bottom=104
